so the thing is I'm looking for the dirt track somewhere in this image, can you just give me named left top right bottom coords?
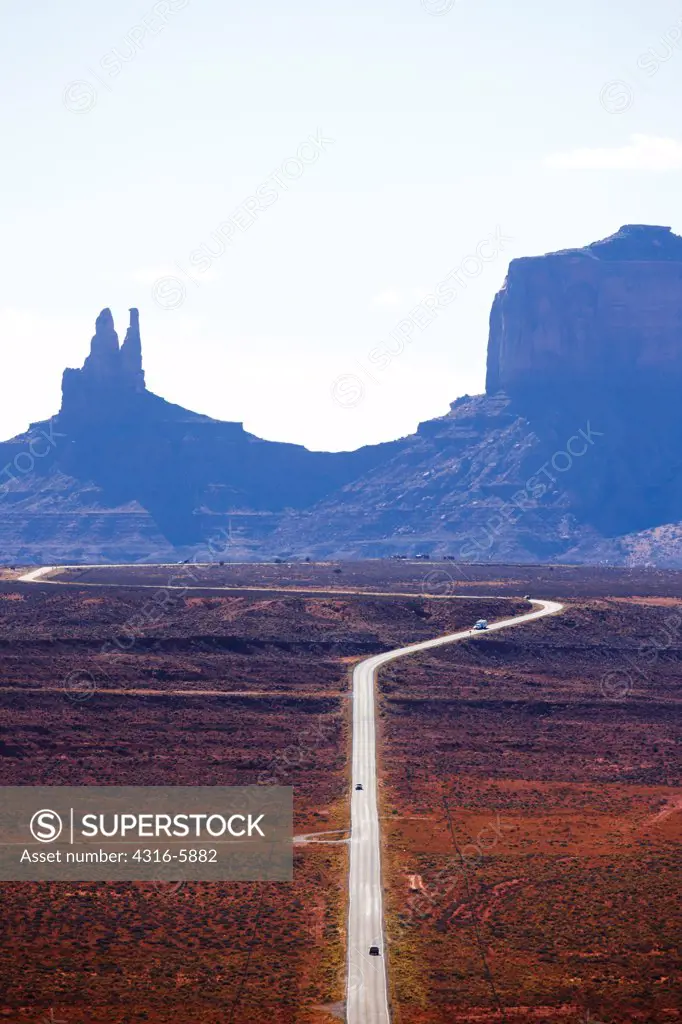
left=12, top=557, right=682, bottom=599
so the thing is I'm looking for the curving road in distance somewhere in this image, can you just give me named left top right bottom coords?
left=346, top=598, right=563, bottom=1024
left=16, top=568, right=562, bottom=1022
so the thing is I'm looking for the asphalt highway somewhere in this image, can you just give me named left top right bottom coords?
left=346, top=599, right=563, bottom=1023
left=16, top=567, right=563, bottom=1022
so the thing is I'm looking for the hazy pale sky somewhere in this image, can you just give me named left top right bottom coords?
left=2, top=0, right=682, bottom=451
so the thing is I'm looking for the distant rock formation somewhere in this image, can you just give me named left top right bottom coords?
left=61, top=308, right=147, bottom=424
left=2, top=226, right=682, bottom=566
left=0, top=308, right=394, bottom=561
left=486, top=225, right=682, bottom=402
left=121, top=308, right=145, bottom=392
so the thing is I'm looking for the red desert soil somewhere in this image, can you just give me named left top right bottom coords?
left=0, top=584, right=523, bottom=1023
left=378, top=598, right=682, bottom=1023
left=40, top=557, right=682, bottom=600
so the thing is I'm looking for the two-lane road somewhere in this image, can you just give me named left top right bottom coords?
left=15, top=568, right=562, bottom=1022
left=346, top=599, right=564, bottom=1024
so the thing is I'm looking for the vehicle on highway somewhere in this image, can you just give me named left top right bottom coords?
left=369, top=945, right=380, bottom=956
left=355, top=783, right=363, bottom=791
left=473, top=619, right=489, bottom=630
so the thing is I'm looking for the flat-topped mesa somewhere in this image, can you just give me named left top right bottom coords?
left=486, top=224, right=682, bottom=402
left=61, top=308, right=147, bottom=421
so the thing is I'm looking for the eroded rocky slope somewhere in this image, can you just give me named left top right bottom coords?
left=2, top=225, right=681, bottom=565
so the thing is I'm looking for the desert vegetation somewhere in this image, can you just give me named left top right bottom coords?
left=0, top=583, right=520, bottom=1022
left=379, top=598, right=682, bottom=1023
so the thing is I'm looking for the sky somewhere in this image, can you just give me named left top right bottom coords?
left=2, top=0, right=682, bottom=451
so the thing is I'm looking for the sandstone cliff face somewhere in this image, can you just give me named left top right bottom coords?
left=2, top=226, right=682, bottom=565
left=272, top=226, right=682, bottom=562
left=0, top=309, right=395, bottom=561
left=486, top=225, right=682, bottom=400
left=61, top=308, right=147, bottom=424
